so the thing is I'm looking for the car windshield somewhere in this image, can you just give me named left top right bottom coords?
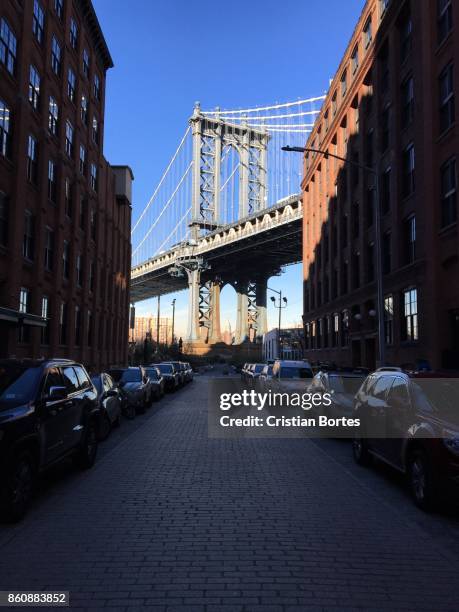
left=145, top=368, right=159, bottom=380
left=329, top=375, right=365, bottom=395
left=280, top=367, right=313, bottom=379
left=0, top=365, right=42, bottom=407
left=108, top=370, right=123, bottom=382
left=157, top=364, right=173, bottom=374
left=120, top=369, right=141, bottom=383
left=411, top=379, right=459, bottom=424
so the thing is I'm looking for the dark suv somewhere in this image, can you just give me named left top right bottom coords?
left=352, top=368, right=459, bottom=510
left=0, top=359, right=100, bottom=521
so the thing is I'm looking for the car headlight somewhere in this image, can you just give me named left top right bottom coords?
left=443, top=429, right=459, bottom=456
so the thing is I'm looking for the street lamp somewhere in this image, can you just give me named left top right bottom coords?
left=282, top=145, right=385, bottom=367
left=269, top=287, right=288, bottom=360
left=171, top=298, right=176, bottom=346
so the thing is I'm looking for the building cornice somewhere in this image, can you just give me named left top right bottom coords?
left=77, top=0, right=114, bottom=70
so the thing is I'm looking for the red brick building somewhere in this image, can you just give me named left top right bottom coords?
left=302, top=0, right=458, bottom=370
left=0, top=0, right=132, bottom=370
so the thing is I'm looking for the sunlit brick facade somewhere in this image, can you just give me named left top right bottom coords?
left=302, top=0, right=458, bottom=370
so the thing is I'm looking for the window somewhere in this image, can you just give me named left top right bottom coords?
left=51, top=36, right=61, bottom=75
left=0, top=192, right=8, bottom=246
left=365, top=130, right=373, bottom=167
left=381, top=168, right=391, bottom=214
left=439, top=63, right=455, bottom=133
left=80, top=95, right=88, bottom=124
left=0, top=18, right=17, bottom=75
left=41, top=296, right=50, bottom=345
left=48, top=96, right=58, bottom=135
left=23, top=211, right=34, bottom=260
left=352, top=202, right=359, bottom=238
left=441, top=157, right=457, bottom=227
left=438, top=0, right=453, bottom=44
left=92, top=116, right=99, bottom=144
left=74, top=306, right=81, bottom=345
left=384, top=295, right=394, bottom=345
left=341, top=261, right=348, bottom=295
left=79, top=197, right=86, bottom=229
left=59, top=302, right=68, bottom=344
left=366, top=188, right=374, bottom=227
left=82, top=49, right=90, bottom=77
left=90, top=163, right=98, bottom=192
left=89, top=260, right=95, bottom=291
left=400, top=13, right=412, bottom=62
left=331, top=91, right=337, bottom=116
left=76, top=253, right=83, bottom=287
left=48, top=160, right=57, bottom=202
left=87, top=310, right=92, bottom=346
left=32, top=1, right=45, bottom=44
left=79, top=145, right=86, bottom=175
left=402, top=144, right=415, bottom=197
left=363, top=17, right=372, bottom=48
left=27, top=135, right=38, bottom=184
left=0, top=99, right=11, bottom=158
left=90, top=208, right=97, bottom=240
left=341, top=70, right=347, bottom=98
left=379, top=41, right=389, bottom=93
left=65, top=120, right=73, bottom=157
left=352, top=251, right=360, bottom=289
left=69, top=18, right=78, bottom=49
left=403, top=215, right=416, bottom=263
left=341, top=311, right=349, bottom=346
left=93, top=74, right=100, bottom=100
left=44, top=227, right=54, bottom=271
left=29, top=65, right=40, bottom=110
left=19, top=288, right=31, bottom=342
left=380, top=107, right=390, bottom=151
left=67, top=68, right=76, bottom=102
left=402, top=288, right=418, bottom=341
left=54, top=0, right=63, bottom=18
left=332, top=313, right=339, bottom=347
left=366, top=242, right=375, bottom=283
left=62, top=240, right=70, bottom=279
left=64, top=179, right=72, bottom=217
left=383, top=231, right=391, bottom=274
left=380, top=0, right=390, bottom=15
left=401, top=76, right=414, bottom=128
left=351, top=45, right=359, bottom=73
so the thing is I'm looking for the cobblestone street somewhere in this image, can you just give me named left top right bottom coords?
left=1, top=372, right=459, bottom=611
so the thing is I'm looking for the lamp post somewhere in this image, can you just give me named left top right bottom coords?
left=282, top=145, right=385, bottom=367
left=171, top=298, right=176, bottom=346
left=268, top=287, right=288, bottom=359
left=156, top=295, right=161, bottom=352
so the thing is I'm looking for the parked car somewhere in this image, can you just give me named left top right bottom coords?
left=144, top=366, right=165, bottom=400
left=163, top=361, right=186, bottom=386
left=242, top=363, right=254, bottom=382
left=246, top=363, right=266, bottom=384
left=308, top=368, right=367, bottom=418
left=259, top=364, right=274, bottom=388
left=108, top=367, right=151, bottom=414
left=182, top=362, right=194, bottom=382
left=271, top=360, right=314, bottom=391
left=155, top=363, right=180, bottom=391
left=352, top=368, right=459, bottom=510
left=91, top=373, right=123, bottom=439
left=0, top=358, right=100, bottom=521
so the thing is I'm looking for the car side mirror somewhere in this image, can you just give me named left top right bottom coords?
left=47, top=386, right=67, bottom=401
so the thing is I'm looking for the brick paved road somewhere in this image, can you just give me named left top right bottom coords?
left=1, top=372, right=459, bottom=611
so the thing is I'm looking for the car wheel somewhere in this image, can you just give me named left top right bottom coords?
left=114, top=411, right=122, bottom=427
left=98, top=413, right=112, bottom=441
left=408, top=449, right=437, bottom=511
left=352, top=436, right=371, bottom=466
left=75, top=419, right=98, bottom=470
left=0, top=451, right=36, bottom=522
left=123, top=404, right=136, bottom=420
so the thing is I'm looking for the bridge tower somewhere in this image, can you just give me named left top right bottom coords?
left=184, top=103, right=270, bottom=350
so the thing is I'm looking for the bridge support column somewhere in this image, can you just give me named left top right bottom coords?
left=256, top=278, right=268, bottom=338
left=208, top=282, right=222, bottom=343
left=186, top=268, right=201, bottom=342
left=235, top=282, right=249, bottom=344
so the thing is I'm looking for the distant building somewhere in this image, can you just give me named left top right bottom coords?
left=263, top=328, right=304, bottom=361
left=132, top=314, right=171, bottom=345
left=302, top=0, right=459, bottom=370
left=0, top=0, right=132, bottom=370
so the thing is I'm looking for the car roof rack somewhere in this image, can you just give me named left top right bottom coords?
left=375, top=366, right=403, bottom=372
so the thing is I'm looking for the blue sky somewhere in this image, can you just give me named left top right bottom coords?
left=93, top=0, right=366, bottom=336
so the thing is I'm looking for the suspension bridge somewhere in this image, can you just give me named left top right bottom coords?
left=130, top=96, right=325, bottom=352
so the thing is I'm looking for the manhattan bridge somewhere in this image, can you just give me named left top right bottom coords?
left=130, top=96, right=325, bottom=351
